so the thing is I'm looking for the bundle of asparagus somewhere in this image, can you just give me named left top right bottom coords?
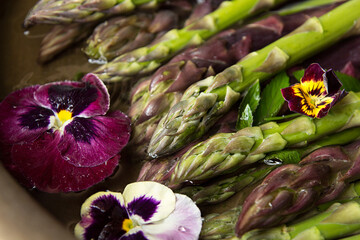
left=82, top=0, right=204, bottom=62
left=204, top=199, right=360, bottom=240
left=200, top=142, right=360, bottom=239
left=36, top=0, right=197, bottom=63
left=164, top=91, right=360, bottom=188
left=148, top=0, right=360, bottom=157
left=179, top=127, right=360, bottom=205
left=128, top=2, right=340, bottom=158
left=93, top=0, right=288, bottom=82
left=236, top=140, right=360, bottom=236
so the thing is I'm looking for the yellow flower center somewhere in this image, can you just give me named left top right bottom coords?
left=58, top=110, right=72, bottom=125
left=122, top=219, right=134, bottom=233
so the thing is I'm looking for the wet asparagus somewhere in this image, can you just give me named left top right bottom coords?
left=93, top=0, right=288, bottom=82
left=179, top=127, right=360, bottom=205
left=128, top=2, right=340, bottom=157
left=148, top=0, right=360, bottom=157
left=167, top=92, right=360, bottom=188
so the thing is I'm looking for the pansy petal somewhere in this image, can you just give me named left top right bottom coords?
left=141, top=194, right=202, bottom=240
left=10, top=132, right=118, bottom=192
left=123, top=181, right=176, bottom=224
left=121, top=228, right=149, bottom=240
left=0, top=85, right=54, bottom=144
left=58, top=111, right=131, bottom=167
left=34, top=80, right=85, bottom=111
left=301, top=63, right=326, bottom=83
left=79, top=73, right=110, bottom=117
left=326, top=70, right=344, bottom=96
left=75, top=192, right=128, bottom=240
left=34, top=74, right=109, bottom=118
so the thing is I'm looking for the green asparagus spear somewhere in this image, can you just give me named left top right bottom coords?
left=23, top=0, right=167, bottom=28
left=148, top=0, right=360, bottom=157
left=200, top=206, right=243, bottom=240
left=167, top=91, right=360, bottom=188
left=179, top=127, right=360, bottom=205
left=93, top=0, right=288, bottom=82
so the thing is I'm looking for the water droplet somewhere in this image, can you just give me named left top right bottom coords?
left=184, top=180, right=194, bottom=185
left=88, top=58, right=107, bottom=65
left=149, top=152, right=158, bottom=159
left=264, top=158, right=283, bottom=166
left=178, top=226, right=187, bottom=232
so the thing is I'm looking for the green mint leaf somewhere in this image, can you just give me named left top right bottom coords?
left=335, top=71, right=360, bottom=92
left=236, top=80, right=260, bottom=130
left=292, top=69, right=305, bottom=82
left=237, top=105, right=254, bottom=130
left=254, top=71, right=290, bottom=125
left=264, top=150, right=301, bottom=165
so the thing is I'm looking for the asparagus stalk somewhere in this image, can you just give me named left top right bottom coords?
left=83, top=11, right=179, bottom=61
left=93, top=0, right=288, bottom=82
left=240, top=200, right=360, bottom=240
left=128, top=2, right=340, bottom=156
left=200, top=206, right=243, bottom=240
left=148, top=0, right=360, bottom=157
left=167, top=91, right=360, bottom=188
left=178, top=127, right=360, bottom=205
left=23, top=0, right=168, bottom=28
left=39, top=22, right=94, bottom=63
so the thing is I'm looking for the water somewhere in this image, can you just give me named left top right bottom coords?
left=264, top=158, right=283, bottom=166
left=178, top=226, right=187, bottom=232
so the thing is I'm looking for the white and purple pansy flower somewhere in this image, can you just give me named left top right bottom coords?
left=75, top=181, right=202, bottom=240
left=0, top=74, right=131, bottom=193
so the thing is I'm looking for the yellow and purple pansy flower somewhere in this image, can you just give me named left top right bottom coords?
left=75, top=181, right=202, bottom=240
left=0, top=74, right=131, bottom=192
left=281, top=63, right=346, bottom=118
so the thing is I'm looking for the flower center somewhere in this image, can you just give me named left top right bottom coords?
left=58, top=110, right=73, bottom=125
left=122, top=219, right=134, bottom=233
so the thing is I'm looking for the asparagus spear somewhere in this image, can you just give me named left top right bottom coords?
left=201, top=206, right=243, bottom=240
left=83, top=11, right=178, bottom=61
left=23, top=0, right=168, bottom=28
left=239, top=200, right=360, bottom=240
left=39, top=22, right=94, bottom=63
left=179, top=127, right=360, bottom=205
left=148, top=0, right=360, bottom=157
left=167, top=91, right=360, bottom=188
left=128, top=2, right=340, bottom=156
left=93, top=0, right=288, bottom=82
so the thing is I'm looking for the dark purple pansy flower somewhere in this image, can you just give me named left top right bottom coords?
left=0, top=74, right=131, bottom=192
left=75, top=181, right=202, bottom=240
left=281, top=63, right=346, bottom=118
